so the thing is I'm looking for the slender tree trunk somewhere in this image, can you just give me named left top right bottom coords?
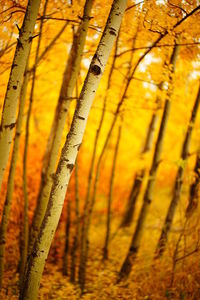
left=20, top=1, right=127, bottom=298
left=103, top=123, right=121, bottom=260
left=34, top=21, right=69, bottom=71
left=118, top=44, right=179, bottom=282
left=20, top=1, right=48, bottom=283
left=0, top=67, right=29, bottom=289
left=185, top=153, right=200, bottom=218
left=63, top=200, right=71, bottom=276
left=155, top=84, right=200, bottom=258
left=0, top=0, right=41, bottom=189
left=83, top=31, right=120, bottom=228
left=120, top=75, right=167, bottom=228
left=120, top=94, right=161, bottom=227
left=29, top=0, right=94, bottom=253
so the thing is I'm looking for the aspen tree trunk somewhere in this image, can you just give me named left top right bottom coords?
left=70, top=162, right=80, bottom=283
left=120, top=80, right=164, bottom=228
left=83, top=32, right=120, bottom=229
left=20, top=2, right=48, bottom=282
left=0, top=68, right=29, bottom=289
left=118, top=44, right=179, bottom=282
left=20, top=1, right=127, bottom=299
left=103, top=123, right=121, bottom=260
left=29, top=0, right=93, bottom=252
left=0, top=0, right=41, bottom=189
left=155, top=84, right=200, bottom=258
left=185, top=153, right=200, bottom=218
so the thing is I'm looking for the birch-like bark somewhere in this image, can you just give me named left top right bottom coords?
left=20, top=1, right=127, bottom=299
left=155, top=84, right=200, bottom=258
left=29, top=0, right=93, bottom=252
left=0, top=0, right=41, bottom=189
left=0, top=68, right=29, bottom=289
left=103, top=123, right=121, bottom=260
left=118, top=44, right=179, bottom=282
left=20, top=0, right=48, bottom=283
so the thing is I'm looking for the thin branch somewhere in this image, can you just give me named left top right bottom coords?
left=116, top=42, right=200, bottom=57
left=125, top=1, right=144, bottom=12
left=168, top=1, right=187, bottom=15
left=175, top=247, right=199, bottom=262
left=117, top=4, right=200, bottom=60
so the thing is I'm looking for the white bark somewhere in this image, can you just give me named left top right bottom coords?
left=20, top=0, right=127, bottom=298
left=0, top=0, right=41, bottom=189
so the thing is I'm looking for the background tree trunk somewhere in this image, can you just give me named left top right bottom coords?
left=155, top=84, right=200, bottom=258
left=103, top=123, right=121, bottom=260
left=185, top=153, right=200, bottom=218
left=118, top=44, right=179, bottom=282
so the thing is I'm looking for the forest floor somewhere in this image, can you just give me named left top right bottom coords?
left=1, top=213, right=200, bottom=300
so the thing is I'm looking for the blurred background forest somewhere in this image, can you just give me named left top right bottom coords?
left=0, top=0, right=200, bottom=299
